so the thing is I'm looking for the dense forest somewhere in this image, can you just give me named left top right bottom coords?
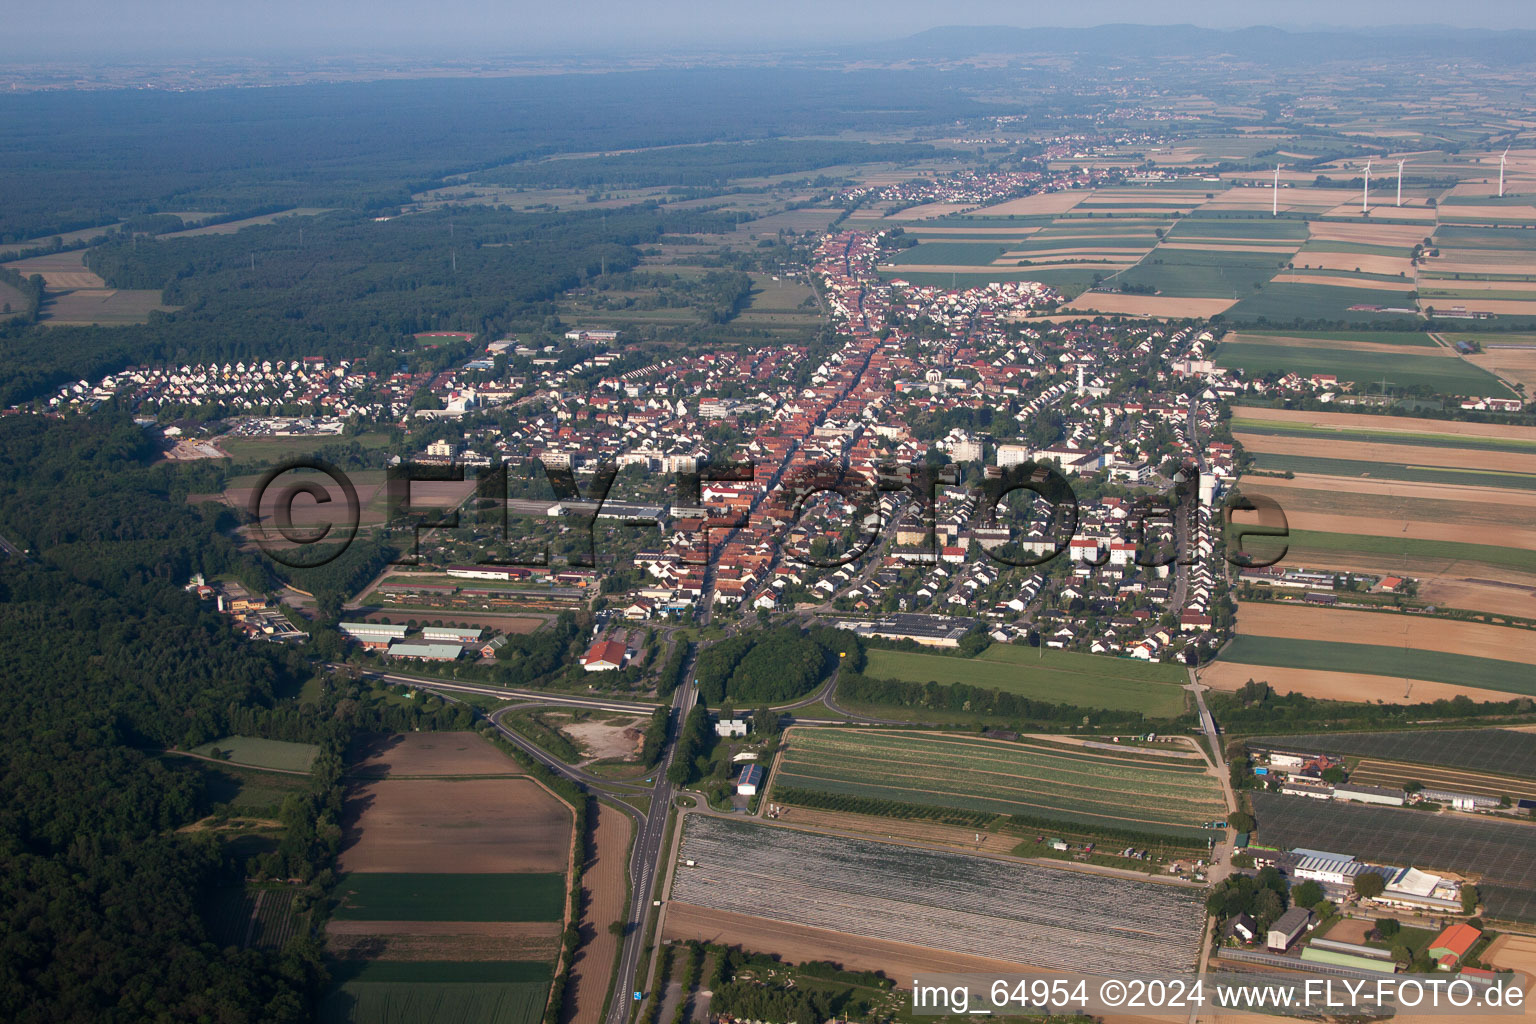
left=0, top=69, right=996, bottom=244
left=0, top=413, right=330, bottom=1019
left=692, top=627, right=841, bottom=704
left=479, top=140, right=956, bottom=189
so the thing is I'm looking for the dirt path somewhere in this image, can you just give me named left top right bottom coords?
left=563, top=802, right=635, bottom=1024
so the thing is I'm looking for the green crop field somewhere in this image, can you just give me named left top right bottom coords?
left=1229, top=329, right=1439, bottom=347
left=1224, top=283, right=1422, bottom=324
left=860, top=645, right=1188, bottom=716
left=1219, top=636, right=1536, bottom=696
left=774, top=729, right=1223, bottom=841
left=1279, top=528, right=1536, bottom=577
left=1249, top=452, right=1536, bottom=490
left=333, top=873, right=565, bottom=922
left=884, top=241, right=1012, bottom=266
left=1300, top=241, right=1417, bottom=257
left=1435, top=226, right=1536, bottom=251
left=1232, top=420, right=1536, bottom=452
left=1166, top=217, right=1310, bottom=240
left=320, top=961, right=551, bottom=1024
left=1214, top=341, right=1503, bottom=392
left=1233, top=412, right=1536, bottom=451
left=191, top=736, right=320, bottom=772
left=1113, top=250, right=1284, bottom=297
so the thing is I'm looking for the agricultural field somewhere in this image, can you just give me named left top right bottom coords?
left=1456, top=337, right=1536, bottom=392
left=1215, top=338, right=1503, bottom=393
left=348, top=731, right=529, bottom=777
left=858, top=644, right=1189, bottom=716
left=1223, top=282, right=1420, bottom=324
left=1347, top=760, right=1536, bottom=803
left=1249, top=791, right=1536, bottom=922
left=319, top=960, right=552, bottom=1024
left=1217, top=635, right=1536, bottom=697
left=772, top=728, right=1225, bottom=842
left=205, top=886, right=306, bottom=950
left=561, top=804, right=633, bottom=1024
left=325, top=731, right=572, bottom=1018
left=37, top=287, right=174, bottom=325
left=192, top=735, right=320, bottom=772
left=1232, top=404, right=1536, bottom=442
left=1221, top=601, right=1536, bottom=703
left=669, top=815, right=1208, bottom=976
left=1232, top=404, right=1536, bottom=621
left=332, top=873, right=564, bottom=922
left=338, top=777, right=572, bottom=873
left=1, top=249, right=105, bottom=289
left=188, top=758, right=311, bottom=812
left=1250, top=729, right=1536, bottom=781
left=1233, top=602, right=1536, bottom=662
left=1245, top=452, right=1536, bottom=490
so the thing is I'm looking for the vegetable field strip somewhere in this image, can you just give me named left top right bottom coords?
left=776, top=730, right=1224, bottom=838
left=671, top=816, right=1206, bottom=976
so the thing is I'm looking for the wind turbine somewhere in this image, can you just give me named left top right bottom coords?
left=1272, top=164, right=1281, bottom=216
left=1362, top=158, right=1372, bottom=213
left=1499, top=146, right=1510, bottom=198
left=1397, top=159, right=1406, bottom=207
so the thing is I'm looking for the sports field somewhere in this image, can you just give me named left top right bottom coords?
left=773, top=729, right=1223, bottom=841
left=1219, top=635, right=1536, bottom=697
left=332, top=873, right=565, bottom=922
left=859, top=644, right=1188, bottom=716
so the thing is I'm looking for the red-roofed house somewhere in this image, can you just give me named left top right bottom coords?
left=581, top=639, right=628, bottom=673
left=1428, top=923, right=1482, bottom=968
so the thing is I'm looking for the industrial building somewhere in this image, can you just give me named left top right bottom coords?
left=833, top=612, right=979, bottom=648
left=386, top=641, right=462, bottom=661
left=1429, top=923, right=1483, bottom=968
left=736, top=764, right=765, bottom=797
left=1267, top=907, right=1313, bottom=952
left=1332, top=784, right=1405, bottom=807
left=1301, top=943, right=1397, bottom=975
left=423, top=626, right=484, bottom=644
left=339, top=621, right=409, bottom=649
left=581, top=639, right=628, bottom=672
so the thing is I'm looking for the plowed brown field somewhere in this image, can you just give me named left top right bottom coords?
left=350, top=731, right=527, bottom=777
left=1233, top=405, right=1536, bottom=440
left=1233, top=601, right=1536, bottom=661
left=1234, top=431, right=1536, bottom=474
left=338, top=777, right=571, bottom=873
left=1199, top=662, right=1515, bottom=704
left=563, top=803, right=634, bottom=1024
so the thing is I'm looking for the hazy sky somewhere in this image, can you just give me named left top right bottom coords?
left=7, top=0, right=1536, bottom=58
